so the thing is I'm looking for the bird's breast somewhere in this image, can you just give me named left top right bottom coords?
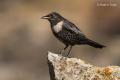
left=53, top=21, right=63, bottom=33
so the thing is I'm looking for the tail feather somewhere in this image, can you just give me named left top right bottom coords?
left=86, top=39, right=106, bottom=48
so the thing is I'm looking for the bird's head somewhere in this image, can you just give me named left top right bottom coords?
left=41, top=12, right=64, bottom=24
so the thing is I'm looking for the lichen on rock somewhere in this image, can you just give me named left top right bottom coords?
left=47, top=52, right=120, bottom=80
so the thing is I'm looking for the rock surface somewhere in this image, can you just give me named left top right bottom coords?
left=47, top=52, right=120, bottom=80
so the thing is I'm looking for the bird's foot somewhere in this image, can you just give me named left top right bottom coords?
left=59, top=50, right=71, bottom=58
left=59, top=50, right=64, bottom=56
left=64, top=53, right=71, bottom=58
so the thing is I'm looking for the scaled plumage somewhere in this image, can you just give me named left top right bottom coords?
left=42, top=12, right=105, bottom=56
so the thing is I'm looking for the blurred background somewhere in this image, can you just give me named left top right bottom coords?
left=0, top=0, right=120, bottom=80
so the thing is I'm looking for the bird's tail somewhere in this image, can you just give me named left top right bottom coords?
left=86, top=39, right=106, bottom=48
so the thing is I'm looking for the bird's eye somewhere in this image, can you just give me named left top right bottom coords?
left=50, top=15, right=54, bottom=18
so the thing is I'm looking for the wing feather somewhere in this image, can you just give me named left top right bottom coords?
left=63, top=21, right=86, bottom=38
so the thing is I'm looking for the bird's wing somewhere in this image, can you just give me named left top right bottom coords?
left=63, top=21, right=86, bottom=37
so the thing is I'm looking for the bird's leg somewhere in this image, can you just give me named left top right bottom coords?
left=60, top=45, right=69, bottom=55
left=66, top=46, right=72, bottom=57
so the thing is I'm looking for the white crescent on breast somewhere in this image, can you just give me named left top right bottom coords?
left=53, top=21, right=63, bottom=33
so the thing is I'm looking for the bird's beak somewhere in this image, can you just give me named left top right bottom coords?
left=41, top=15, right=50, bottom=19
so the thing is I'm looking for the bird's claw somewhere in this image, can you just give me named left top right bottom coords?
left=59, top=50, right=64, bottom=55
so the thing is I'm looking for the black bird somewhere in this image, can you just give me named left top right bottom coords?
left=42, top=12, right=105, bottom=56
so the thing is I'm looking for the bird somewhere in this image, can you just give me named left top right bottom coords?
left=41, top=12, right=105, bottom=56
